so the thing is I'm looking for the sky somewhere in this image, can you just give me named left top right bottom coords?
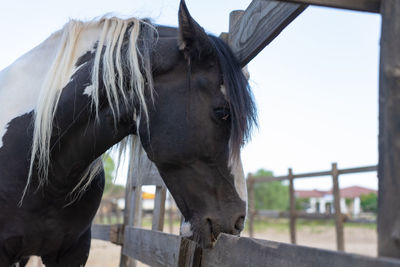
left=0, top=0, right=382, bottom=191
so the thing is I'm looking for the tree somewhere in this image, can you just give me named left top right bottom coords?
left=253, top=169, right=289, bottom=211
left=103, top=153, right=115, bottom=192
left=102, top=153, right=125, bottom=197
left=360, top=193, right=378, bottom=213
left=296, top=197, right=310, bottom=211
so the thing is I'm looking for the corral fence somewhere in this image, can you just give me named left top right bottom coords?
left=91, top=159, right=399, bottom=267
left=247, top=163, right=377, bottom=251
left=94, top=196, right=124, bottom=224
left=91, top=0, right=400, bottom=266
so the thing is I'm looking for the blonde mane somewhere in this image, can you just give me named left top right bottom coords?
left=22, top=16, right=155, bottom=203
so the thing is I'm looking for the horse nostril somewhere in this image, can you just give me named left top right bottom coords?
left=235, top=216, right=245, bottom=232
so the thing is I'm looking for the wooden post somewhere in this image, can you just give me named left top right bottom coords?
left=119, top=156, right=134, bottom=267
left=247, top=175, right=255, bottom=238
left=129, top=187, right=143, bottom=228
left=120, top=147, right=143, bottom=267
left=228, top=0, right=307, bottom=66
left=229, top=10, right=245, bottom=33
left=332, top=163, right=344, bottom=251
left=378, top=0, right=400, bottom=258
left=167, top=192, right=174, bottom=234
left=288, top=168, right=296, bottom=244
left=152, top=186, right=167, bottom=231
left=99, top=203, right=104, bottom=224
left=120, top=186, right=142, bottom=267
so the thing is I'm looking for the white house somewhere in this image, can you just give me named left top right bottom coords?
left=295, top=186, right=376, bottom=217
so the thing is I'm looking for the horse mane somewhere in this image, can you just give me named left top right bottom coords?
left=208, top=36, right=257, bottom=161
left=22, top=16, right=155, bottom=202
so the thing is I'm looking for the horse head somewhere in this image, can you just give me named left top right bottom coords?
left=137, top=0, right=257, bottom=247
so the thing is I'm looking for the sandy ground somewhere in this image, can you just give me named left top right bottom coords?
left=26, top=225, right=377, bottom=267
left=242, top=226, right=377, bottom=257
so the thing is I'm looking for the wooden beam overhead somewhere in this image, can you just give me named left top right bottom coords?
left=274, top=0, right=381, bottom=13
left=228, top=0, right=307, bottom=66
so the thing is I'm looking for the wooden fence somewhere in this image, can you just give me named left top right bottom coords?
left=92, top=225, right=400, bottom=267
left=247, top=163, right=377, bottom=251
left=90, top=0, right=400, bottom=266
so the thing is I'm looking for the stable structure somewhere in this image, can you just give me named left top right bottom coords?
left=91, top=0, right=400, bottom=265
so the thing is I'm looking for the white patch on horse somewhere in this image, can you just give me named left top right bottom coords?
left=0, top=24, right=100, bottom=149
left=220, top=84, right=227, bottom=99
left=83, top=85, right=94, bottom=96
left=0, top=34, right=59, bottom=148
left=180, top=221, right=193, bottom=237
left=230, top=158, right=247, bottom=202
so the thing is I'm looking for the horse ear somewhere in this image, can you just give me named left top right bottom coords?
left=178, top=0, right=213, bottom=59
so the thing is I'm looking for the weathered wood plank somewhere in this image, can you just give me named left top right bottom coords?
left=107, top=226, right=400, bottom=266
left=252, top=165, right=377, bottom=183
left=91, top=224, right=123, bottom=245
left=91, top=224, right=112, bottom=242
left=122, top=227, right=198, bottom=267
left=152, top=186, right=167, bottom=231
left=288, top=168, right=296, bottom=244
left=130, top=152, right=165, bottom=187
left=275, top=0, right=380, bottom=13
left=229, top=10, right=245, bottom=33
left=338, top=165, right=377, bottom=175
left=252, top=175, right=288, bottom=183
left=247, top=176, right=255, bottom=238
left=201, top=234, right=400, bottom=267
left=120, top=143, right=145, bottom=267
left=378, top=0, right=400, bottom=258
left=332, top=163, right=344, bottom=251
left=229, top=0, right=307, bottom=66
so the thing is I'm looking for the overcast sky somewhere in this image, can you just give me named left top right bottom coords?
left=0, top=0, right=382, bottom=190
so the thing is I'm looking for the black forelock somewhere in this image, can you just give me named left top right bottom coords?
left=208, top=35, right=257, bottom=159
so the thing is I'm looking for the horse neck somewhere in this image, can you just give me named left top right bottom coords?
left=46, top=67, right=137, bottom=196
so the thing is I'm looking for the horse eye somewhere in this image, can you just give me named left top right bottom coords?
left=214, top=107, right=230, bottom=121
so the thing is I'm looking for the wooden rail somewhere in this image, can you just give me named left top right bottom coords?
left=91, top=224, right=124, bottom=245
left=252, top=165, right=377, bottom=183
left=255, top=210, right=376, bottom=224
left=203, top=234, right=400, bottom=267
left=227, top=0, right=381, bottom=66
left=123, top=227, right=199, bottom=267
left=227, top=0, right=307, bottom=66
left=247, top=163, right=378, bottom=251
left=275, top=0, right=381, bottom=13
left=91, top=227, right=400, bottom=267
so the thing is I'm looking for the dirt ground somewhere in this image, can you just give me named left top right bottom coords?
left=26, top=224, right=377, bottom=267
left=242, top=225, right=377, bottom=257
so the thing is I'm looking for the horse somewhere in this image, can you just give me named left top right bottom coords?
left=0, top=0, right=256, bottom=266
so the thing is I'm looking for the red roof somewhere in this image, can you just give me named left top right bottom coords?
left=339, top=186, right=376, bottom=198
left=295, top=190, right=328, bottom=198
left=295, top=186, right=376, bottom=198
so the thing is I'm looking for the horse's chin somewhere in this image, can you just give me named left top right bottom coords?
left=180, top=220, right=218, bottom=249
